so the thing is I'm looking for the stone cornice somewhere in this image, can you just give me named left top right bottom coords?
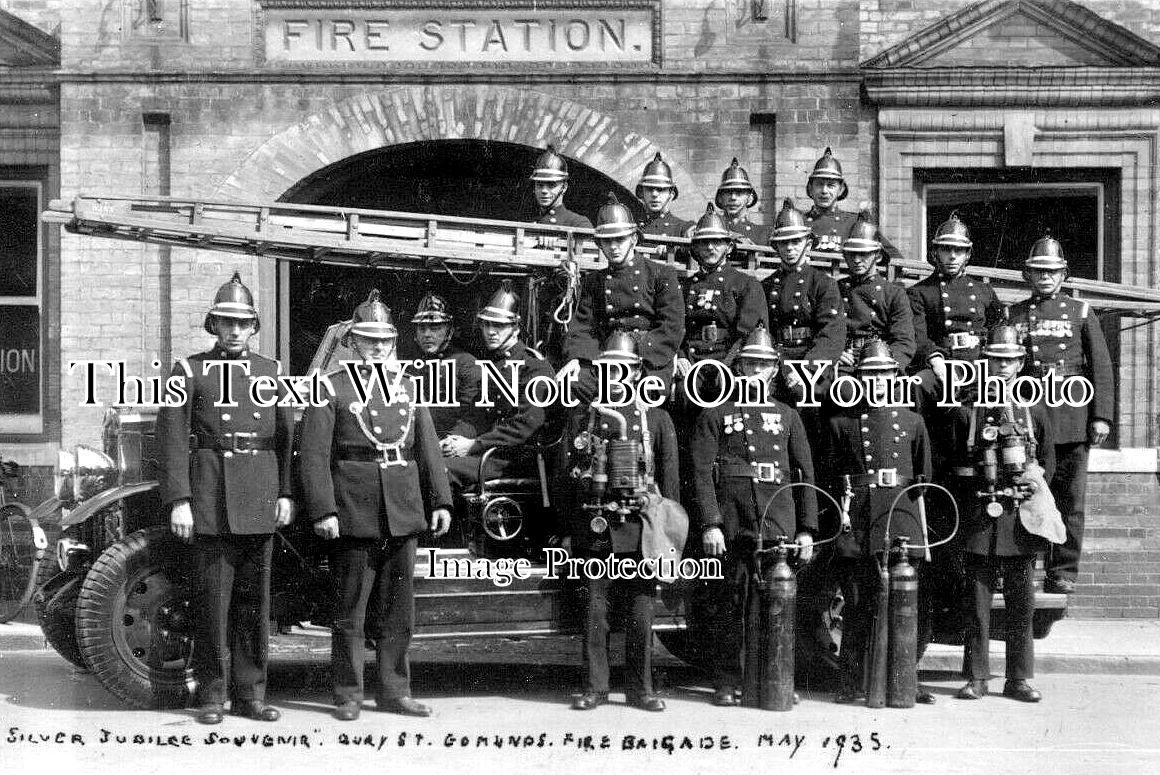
left=863, top=67, right=1160, bottom=107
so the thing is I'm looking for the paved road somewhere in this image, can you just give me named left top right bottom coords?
left=1, top=647, right=1158, bottom=775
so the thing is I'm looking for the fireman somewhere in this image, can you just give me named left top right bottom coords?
left=406, top=291, right=480, bottom=440
left=836, top=210, right=916, bottom=376
left=907, top=211, right=1004, bottom=414
left=1009, top=235, right=1114, bottom=594
left=442, top=281, right=554, bottom=488
left=764, top=198, right=846, bottom=409
left=802, top=147, right=900, bottom=266
left=563, top=193, right=685, bottom=403
left=636, top=151, right=692, bottom=237
left=298, top=290, right=452, bottom=720
left=826, top=340, right=933, bottom=705
left=157, top=271, right=294, bottom=725
left=690, top=324, right=817, bottom=706
left=564, top=332, right=680, bottom=712
left=529, top=144, right=593, bottom=229
left=944, top=324, right=1055, bottom=703
left=677, top=203, right=769, bottom=377
left=715, top=157, right=771, bottom=246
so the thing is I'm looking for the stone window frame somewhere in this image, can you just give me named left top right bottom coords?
left=0, top=178, right=44, bottom=436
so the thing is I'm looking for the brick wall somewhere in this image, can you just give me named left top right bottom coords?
left=1072, top=471, right=1160, bottom=618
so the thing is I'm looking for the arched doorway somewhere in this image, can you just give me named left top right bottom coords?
left=280, top=140, right=639, bottom=373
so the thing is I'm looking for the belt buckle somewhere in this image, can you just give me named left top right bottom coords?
left=753, top=462, right=779, bottom=483
left=230, top=432, right=256, bottom=453
left=700, top=324, right=718, bottom=343
left=377, top=444, right=407, bottom=469
left=949, top=332, right=976, bottom=351
left=875, top=468, right=898, bottom=488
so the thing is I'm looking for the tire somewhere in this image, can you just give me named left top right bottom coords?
left=0, top=503, right=41, bottom=623
left=35, top=571, right=87, bottom=669
left=76, top=527, right=197, bottom=709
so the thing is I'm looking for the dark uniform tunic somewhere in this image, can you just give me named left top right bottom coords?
left=405, top=343, right=480, bottom=439
left=680, top=264, right=769, bottom=364
left=156, top=345, right=295, bottom=706
left=691, top=396, right=817, bottom=691
left=297, top=366, right=453, bottom=704
left=723, top=213, right=772, bottom=246
left=826, top=404, right=932, bottom=690
left=1009, top=293, right=1114, bottom=583
left=565, top=254, right=685, bottom=400
left=806, top=207, right=903, bottom=264
left=761, top=263, right=845, bottom=405
left=535, top=204, right=593, bottom=229
left=638, top=211, right=693, bottom=238
left=942, top=401, right=1055, bottom=682
left=446, top=341, right=554, bottom=488
left=908, top=272, right=1004, bottom=369
left=565, top=402, right=679, bottom=699
left=837, top=272, right=916, bottom=372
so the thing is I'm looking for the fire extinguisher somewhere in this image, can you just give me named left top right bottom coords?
left=742, top=542, right=798, bottom=710
left=863, top=554, right=889, bottom=709
left=887, top=537, right=918, bottom=709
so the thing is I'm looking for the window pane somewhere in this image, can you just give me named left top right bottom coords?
left=0, top=306, right=41, bottom=416
left=0, top=187, right=39, bottom=297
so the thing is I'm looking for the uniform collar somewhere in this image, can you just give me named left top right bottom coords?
left=488, top=340, right=524, bottom=361
left=212, top=346, right=249, bottom=360
left=845, top=270, right=879, bottom=286
left=606, top=254, right=638, bottom=275
left=694, top=263, right=726, bottom=280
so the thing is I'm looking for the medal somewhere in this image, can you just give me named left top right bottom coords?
left=986, top=501, right=1004, bottom=518
left=590, top=516, right=609, bottom=533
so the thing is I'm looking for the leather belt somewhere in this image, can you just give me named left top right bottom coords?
left=689, top=323, right=720, bottom=344
left=847, top=469, right=912, bottom=488
left=777, top=326, right=811, bottom=346
left=846, top=334, right=878, bottom=351
left=940, top=332, right=980, bottom=351
left=717, top=462, right=784, bottom=484
left=335, top=445, right=412, bottom=464
left=191, top=432, right=275, bottom=453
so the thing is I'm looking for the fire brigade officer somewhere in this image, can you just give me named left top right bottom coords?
left=636, top=151, right=692, bottom=237
left=297, top=290, right=453, bottom=721
left=826, top=341, right=933, bottom=705
left=529, top=144, right=593, bottom=229
left=1009, top=235, right=1113, bottom=594
left=944, top=324, right=1055, bottom=703
left=442, top=281, right=554, bottom=488
left=803, top=147, right=901, bottom=267
left=564, top=333, right=680, bottom=712
left=157, top=271, right=294, bottom=725
left=836, top=211, right=916, bottom=375
left=691, top=325, right=817, bottom=706
left=563, top=193, right=685, bottom=403
left=407, top=291, right=480, bottom=440
left=908, top=212, right=1004, bottom=413
left=677, top=203, right=769, bottom=376
left=715, top=157, right=771, bottom=247
left=764, top=198, right=846, bottom=408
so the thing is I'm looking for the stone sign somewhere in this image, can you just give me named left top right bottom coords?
left=258, top=2, right=658, bottom=65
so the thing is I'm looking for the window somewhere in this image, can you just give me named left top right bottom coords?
left=0, top=181, right=44, bottom=434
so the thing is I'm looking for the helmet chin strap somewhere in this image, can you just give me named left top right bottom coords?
left=355, top=338, right=398, bottom=367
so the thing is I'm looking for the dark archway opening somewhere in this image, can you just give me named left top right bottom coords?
left=279, top=140, right=639, bottom=373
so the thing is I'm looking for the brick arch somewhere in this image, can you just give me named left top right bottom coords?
left=215, top=84, right=705, bottom=213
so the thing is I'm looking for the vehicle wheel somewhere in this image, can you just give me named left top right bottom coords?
left=0, top=503, right=43, bottom=622
left=35, top=571, right=87, bottom=669
left=76, top=527, right=197, bottom=709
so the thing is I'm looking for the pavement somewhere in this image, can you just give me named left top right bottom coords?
left=3, top=616, right=1160, bottom=674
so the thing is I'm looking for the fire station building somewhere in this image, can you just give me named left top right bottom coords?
left=1, top=0, right=1158, bottom=617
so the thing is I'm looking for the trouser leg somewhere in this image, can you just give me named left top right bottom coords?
left=192, top=535, right=233, bottom=706
left=228, top=534, right=272, bottom=702
left=330, top=539, right=374, bottom=705
left=1002, top=556, right=1035, bottom=681
left=623, top=577, right=656, bottom=698
left=837, top=558, right=875, bottom=690
left=373, top=535, right=418, bottom=701
left=581, top=574, right=612, bottom=694
left=709, top=548, right=747, bottom=691
left=1048, top=442, right=1089, bottom=582
left=961, top=553, right=993, bottom=681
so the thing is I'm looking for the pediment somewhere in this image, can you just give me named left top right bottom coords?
left=0, top=10, right=59, bottom=68
left=863, top=0, right=1160, bottom=69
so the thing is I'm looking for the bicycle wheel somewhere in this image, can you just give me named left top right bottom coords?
left=0, top=503, right=45, bottom=622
